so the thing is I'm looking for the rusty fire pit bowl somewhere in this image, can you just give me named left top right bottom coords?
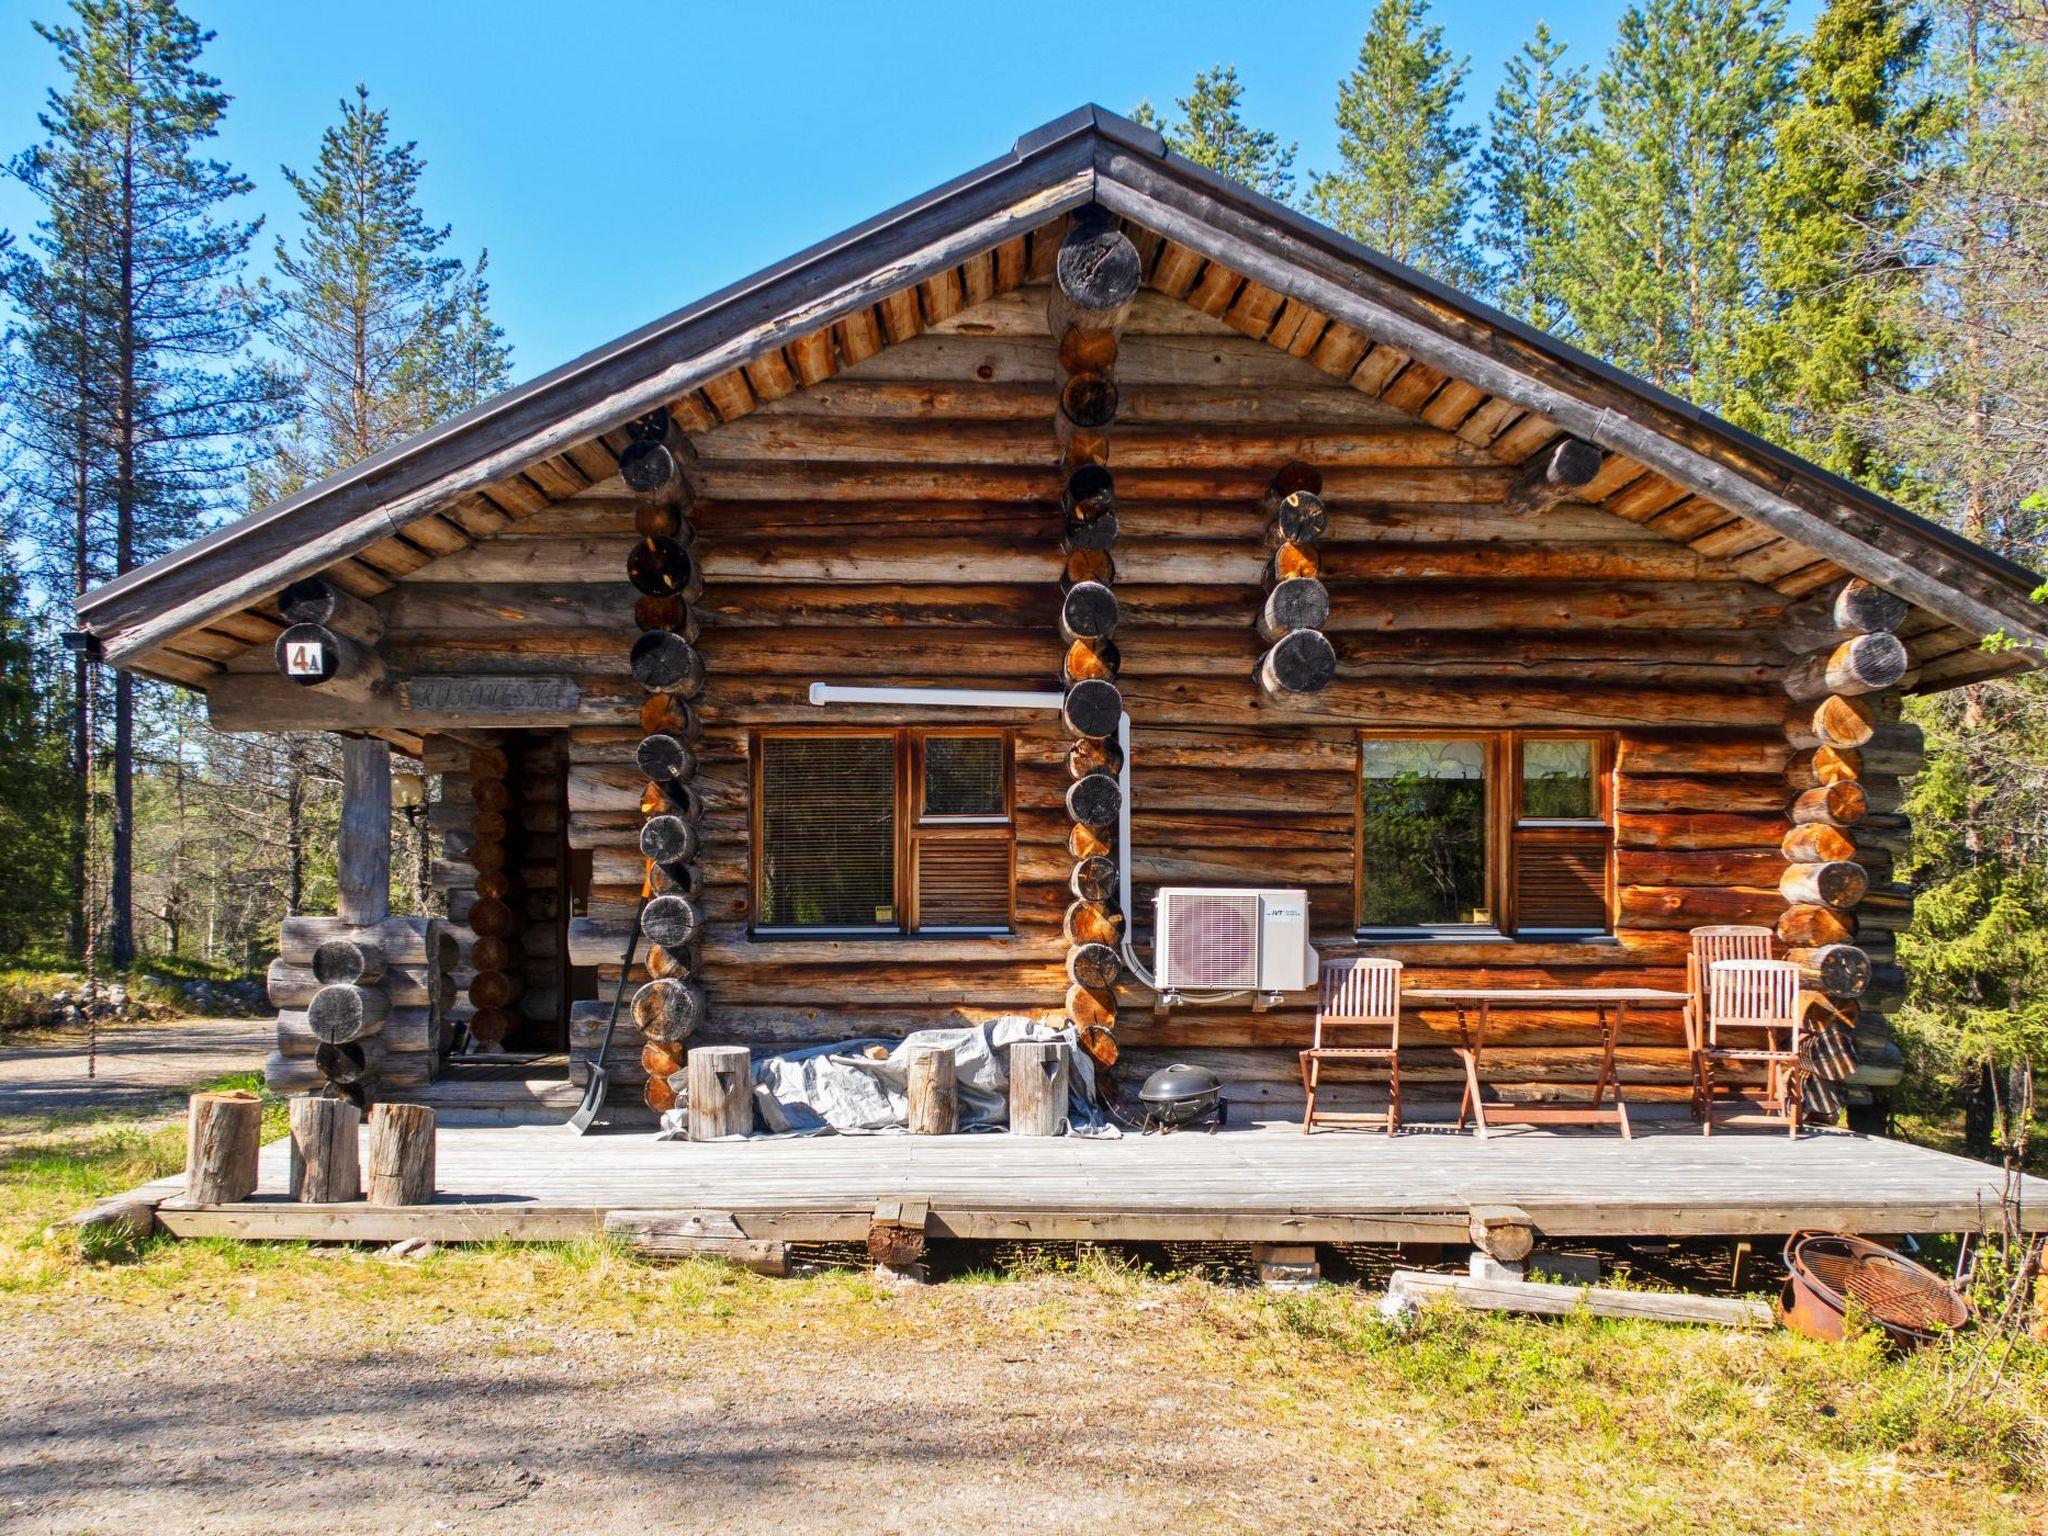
left=1780, top=1231, right=1972, bottom=1348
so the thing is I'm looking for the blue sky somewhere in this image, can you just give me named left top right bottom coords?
left=1, top=0, right=1819, bottom=383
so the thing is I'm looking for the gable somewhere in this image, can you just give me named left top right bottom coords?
left=78, top=107, right=2046, bottom=698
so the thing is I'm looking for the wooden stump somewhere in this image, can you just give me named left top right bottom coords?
left=1008, top=1040, right=1068, bottom=1136
left=907, top=1046, right=958, bottom=1135
left=288, top=1095, right=362, bottom=1203
left=687, top=1045, right=753, bottom=1140
left=365, top=1103, right=436, bottom=1206
left=184, top=1090, right=262, bottom=1205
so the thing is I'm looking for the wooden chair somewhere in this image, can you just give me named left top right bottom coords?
left=1684, top=925, right=1775, bottom=1120
left=1697, top=958, right=1806, bottom=1137
left=1301, top=957, right=1403, bottom=1135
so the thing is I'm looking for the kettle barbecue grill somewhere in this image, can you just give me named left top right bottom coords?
left=1137, top=1062, right=1227, bottom=1132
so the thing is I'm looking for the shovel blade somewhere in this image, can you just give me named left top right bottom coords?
left=568, top=1062, right=608, bottom=1135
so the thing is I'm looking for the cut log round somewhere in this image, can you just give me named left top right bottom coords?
left=1062, top=678, right=1122, bottom=740
left=633, top=592, right=701, bottom=638
left=1786, top=745, right=1862, bottom=790
left=469, top=745, right=509, bottom=778
left=1059, top=581, right=1119, bottom=643
left=632, top=494, right=694, bottom=539
left=308, top=982, right=390, bottom=1044
left=636, top=733, right=699, bottom=784
left=365, top=1103, right=435, bottom=1206
left=1058, top=325, right=1119, bottom=374
left=279, top=575, right=381, bottom=642
left=468, top=969, right=524, bottom=1010
left=1780, top=903, right=1857, bottom=948
left=1064, top=982, right=1116, bottom=1031
left=1791, top=781, right=1868, bottom=828
left=1780, top=578, right=1908, bottom=653
left=640, top=779, right=704, bottom=821
left=619, top=438, right=678, bottom=494
left=639, top=814, right=700, bottom=868
left=1051, top=207, right=1141, bottom=331
left=1068, top=821, right=1113, bottom=860
left=1258, top=629, right=1338, bottom=699
left=1270, top=460, right=1324, bottom=498
left=273, top=622, right=381, bottom=693
left=1782, top=823, right=1857, bottom=863
left=1259, top=577, right=1331, bottom=644
left=311, top=937, right=385, bottom=986
left=184, top=1090, right=262, bottom=1205
left=632, top=978, right=706, bottom=1043
left=643, top=1039, right=688, bottom=1079
left=288, top=1095, right=362, bottom=1204
left=643, top=893, right=704, bottom=951
left=1781, top=860, right=1869, bottom=909
left=1270, top=539, right=1320, bottom=581
left=646, top=860, right=703, bottom=899
left=469, top=936, right=517, bottom=973
left=644, top=1075, right=679, bottom=1114
left=640, top=694, right=701, bottom=739
left=1065, top=771, right=1121, bottom=828
left=1069, top=855, right=1117, bottom=903
left=1066, top=941, right=1121, bottom=991
left=1501, top=437, right=1603, bottom=514
left=470, top=778, right=512, bottom=814
left=626, top=536, right=703, bottom=600
left=647, top=941, right=698, bottom=980
left=1062, top=637, right=1119, bottom=684
left=1265, top=490, right=1329, bottom=545
left=1062, top=507, right=1119, bottom=551
left=1786, top=694, right=1879, bottom=749
left=1008, top=1039, right=1069, bottom=1136
left=687, top=1045, right=753, bottom=1140
left=908, top=1045, right=958, bottom=1135
left=469, top=808, right=509, bottom=846
left=1064, top=547, right=1116, bottom=586
left=628, top=630, right=705, bottom=696
left=468, top=897, right=516, bottom=938
left=1785, top=943, right=1871, bottom=999
left=1059, top=371, right=1119, bottom=429
left=1068, top=735, right=1123, bottom=780
left=1062, top=463, right=1116, bottom=520
left=466, top=1005, right=514, bottom=1048
left=314, top=1040, right=370, bottom=1086
left=1062, top=900, right=1124, bottom=948
left=1785, top=633, right=1908, bottom=700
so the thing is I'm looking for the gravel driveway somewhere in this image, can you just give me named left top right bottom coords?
left=0, top=1017, right=272, bottom=1118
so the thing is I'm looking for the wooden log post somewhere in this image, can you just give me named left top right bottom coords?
left=1777, top=577, right=1905, bottom=1112
left=1008, top=1039, right=1069, bottom=1136
left=1500, top=437, right=1603, bottom=516
left=365, top=1102, right=436, bottom=1205
left=907, top=1045, right=959, bottom=1135
left=686, top=1045, right=753, bottom=1140
left=464, top=736, right=522, bottom=1050
left=1257, top=467, right=1336, bottom=702
left=184, top=1090, right=262, bottom=1205
left=1048, top=208, right=1138, bottom=1072
left=620, top=411, right=710, bottom=1113
left=287, top=1095, right=362, bottom=1203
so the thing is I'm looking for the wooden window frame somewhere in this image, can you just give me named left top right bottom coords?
left=750, top=726, right=1015, bottom=938
left=1353, top=729, right=1614, bottom=939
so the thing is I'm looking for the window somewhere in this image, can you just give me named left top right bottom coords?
left=1357, top=732, right=1612, bottom=937
left=753, top=730, right=1013, bottom=935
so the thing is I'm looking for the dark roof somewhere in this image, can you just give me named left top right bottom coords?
left=78, top=104, right=2048, bottom=668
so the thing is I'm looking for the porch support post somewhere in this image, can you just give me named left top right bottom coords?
left=337, top=735, right=392, bottom=926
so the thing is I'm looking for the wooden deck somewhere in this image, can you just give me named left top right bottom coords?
left=143, top=1120, right=2045, bottom=1247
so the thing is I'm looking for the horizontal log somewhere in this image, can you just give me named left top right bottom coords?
left=307, top=982, right=390, bottom=1044
left=1784, top=633, right=1908, bottom=700
left=1257, top=629, right=1337, bottom=699
left=267, top=958, right=436, bottom=1010
left=279, top=916, right=445, bottom=968
left=1615, top=886, right=1785, bottom=929
left=1614, top=732, right=1789, bottom=777
left=1780, top=904, right=1857, bottom=948
left=1258, top=577, right=1330, bottom=644
left=1783, top=943, right=1869, bottom=999
left=1780, top=860, right=1868, bottom=908
left=276, top=1008, right=434, bottom=1058
left=1790, top=781, right=1867, bottom=828
left=279, top=575, right=382, bottom=644
left=1784, top=693, right=1880, bottom=749
left=1785, top=746, right=1861, bottom=790
left=1615, top=812, right=1788, bottom=851
left=1779, top=578, right=1908, bottom=654
left=1781, top=823, right=1855, bottom=863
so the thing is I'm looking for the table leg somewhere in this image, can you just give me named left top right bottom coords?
left=1610, top=1004, right=1632, bottom=1140
left=1455, top=1006, right=1473, bottom=1132
left=1468, top=1004, right=1490, bottom=1139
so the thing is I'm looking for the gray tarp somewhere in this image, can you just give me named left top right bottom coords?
left=656, top=1016, right=1117, bottom=1138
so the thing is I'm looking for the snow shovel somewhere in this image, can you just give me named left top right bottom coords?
left=568, top=893, right=648, bottom=1134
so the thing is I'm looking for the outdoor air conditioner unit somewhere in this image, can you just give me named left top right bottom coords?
left=1153, top=887, right=1319, bottom=1000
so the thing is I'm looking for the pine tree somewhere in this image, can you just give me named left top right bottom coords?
left=1558, top=0, right=1798, bottom=407
left=1308, top=0, right=1478, bottom=283
left=1476, top=24, right=1590, bottom=334
left=1726, top=0, right=1934, bottom=479
left=254, top=84, right=511, bottom=504
left=0, top=566, right=76, bottom=958
left=4, top=0, right=286, bottom=967
left=1133, top=65, right=1298, bottom=203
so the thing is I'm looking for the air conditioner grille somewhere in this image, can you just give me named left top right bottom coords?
left=1166, top=892, right=1260, bottom=988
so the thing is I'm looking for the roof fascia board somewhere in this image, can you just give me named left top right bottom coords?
left=1093, top=142, right=2048, bottom=652
left=86, top=143, right=1099, bottom=665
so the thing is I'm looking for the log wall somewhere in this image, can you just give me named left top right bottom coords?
left=361, top=280, right=1833, bottom=1111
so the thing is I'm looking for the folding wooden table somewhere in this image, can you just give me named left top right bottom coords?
left=1404, top=987, right=1691, bottom=1140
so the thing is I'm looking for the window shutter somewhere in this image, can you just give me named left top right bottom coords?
left=1512, top=827, right=1610, bottom=932
left=913, top=836, right=1012, bottom=929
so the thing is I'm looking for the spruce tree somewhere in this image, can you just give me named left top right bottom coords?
left=1308, top=0, right=1478, bottom=283
left=1559, top=0, right=1797, bottom=407
left=1476, top=24, right=1590, bottom=334
left=255, top=84, right=511, bottom=504
left=1133, top=65, right=1298, bottom=203
left=1727, top=0, right=1934, bottom=478
left=4, top=0, right=285, bottom=966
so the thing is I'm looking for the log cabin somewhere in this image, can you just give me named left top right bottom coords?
left=74, top=106, right=2048, bottom=1140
